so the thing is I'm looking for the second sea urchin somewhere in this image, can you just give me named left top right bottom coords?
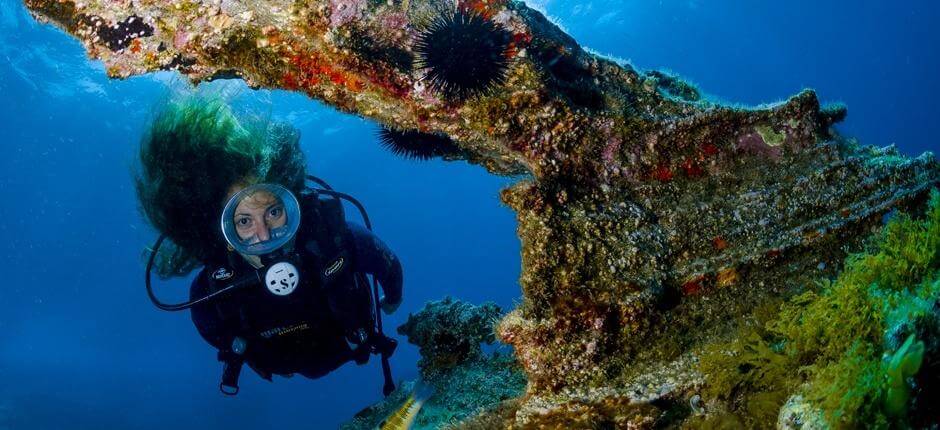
left=414, top=9, right=513, bottom=100
left=377, top=127, right=462, bottom=160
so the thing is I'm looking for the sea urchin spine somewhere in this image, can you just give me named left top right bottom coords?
left=377, top=127, right=462, bottom=160
left=414, top=9, right=513, bottom=100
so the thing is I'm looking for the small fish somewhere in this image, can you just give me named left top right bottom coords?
left=377, top=382, right=435, bottom=430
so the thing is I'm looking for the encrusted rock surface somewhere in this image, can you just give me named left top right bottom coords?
left=25, top=0, right=940, bottom=426
left=342, top=299, right=526, bottom=430
left=397, top=297, right=503, bottom=374
left=778, top=395, right=826, bottom=430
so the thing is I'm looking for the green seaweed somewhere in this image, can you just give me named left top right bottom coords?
left=755, top=124, right=786, bottom=147
left=884, top=334, right=925, bottom=419
left=804, top=342, right=888, bottom=428
left=699, top=330, right=797, bottom=427
left=697, top=189, right=940, bottom=428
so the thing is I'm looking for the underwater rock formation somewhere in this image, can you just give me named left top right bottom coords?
left=342, top=299, right=526, bottom=429
left=397, top=297, right=503, bottom=374
left=25, top=0, right=940, bottom=426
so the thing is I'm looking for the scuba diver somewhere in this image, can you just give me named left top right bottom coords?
left=135, top=97, right=402, bottom=396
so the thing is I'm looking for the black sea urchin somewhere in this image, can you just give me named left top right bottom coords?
left=378, top=127, right=462, bottom=160
left=414, top=10, right=513, bottom=100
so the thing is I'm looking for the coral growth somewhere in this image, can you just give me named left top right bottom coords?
left=397, top=297, right=503, bottom=374
left=342, top=298, right=525, bottom=430
left=330, top=0, right=367, bottom=28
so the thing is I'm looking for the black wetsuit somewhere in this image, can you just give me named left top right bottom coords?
left=189, top=191, right=402, bottom=383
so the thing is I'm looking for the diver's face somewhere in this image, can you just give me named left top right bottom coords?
left=231, top=188, right=287, bottom=244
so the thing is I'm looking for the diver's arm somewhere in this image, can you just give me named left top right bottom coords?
left=346, top=222, right=403, bottom=312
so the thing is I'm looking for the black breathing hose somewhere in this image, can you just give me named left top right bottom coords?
left=145, top=235, right=261, bottom=311
left=145, top=175, right=396, bottom=394
left=314, top=188, right=372, bottom=231
left=306, top=176, right=395, bottom=396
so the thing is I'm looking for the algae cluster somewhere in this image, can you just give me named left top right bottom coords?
left=696, top=190, right=940, bottom=429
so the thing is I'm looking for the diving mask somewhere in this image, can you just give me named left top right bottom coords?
left=220, top=183, right=301, bottom=257
left=221, top=183, right=303, bottom=296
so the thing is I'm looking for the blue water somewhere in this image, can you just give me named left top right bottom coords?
left=0, top=0, right=937, bottom=428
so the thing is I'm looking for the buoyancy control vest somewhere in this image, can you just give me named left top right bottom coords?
left=188, top=188, right=394, bottom=394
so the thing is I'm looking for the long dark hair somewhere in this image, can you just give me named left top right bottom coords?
left=135, top=96, right=307, bottom=277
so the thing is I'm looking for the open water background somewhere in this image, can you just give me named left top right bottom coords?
left=0, top=0, right=937, bottom=428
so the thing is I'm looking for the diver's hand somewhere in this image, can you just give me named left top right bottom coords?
left=380, top=296, right=401, bottom=314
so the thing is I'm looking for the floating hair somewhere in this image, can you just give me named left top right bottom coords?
left=135, top=95, right=306, bottom=276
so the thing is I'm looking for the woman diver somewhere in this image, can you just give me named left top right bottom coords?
left=135, top=96, right=402, bottom=395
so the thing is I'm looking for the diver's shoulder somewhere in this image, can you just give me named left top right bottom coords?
left=188, top=265, right=214, bottom=298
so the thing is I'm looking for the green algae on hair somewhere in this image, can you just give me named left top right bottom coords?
left=135, top=95, right=307, bottom=276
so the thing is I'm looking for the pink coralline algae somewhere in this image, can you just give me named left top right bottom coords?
left=602, top=137, right=621, bottom=166
left=379, top=11, right=409, bottom=31
left=329, top=0, right=367, bottom=28
left=173, top=31, right=189, bottom=49
left=599, top=119, right=622, bottom=169
left=736, top=131, right=783, bottom=159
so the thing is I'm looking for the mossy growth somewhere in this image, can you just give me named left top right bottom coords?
left=209, top=28, right=283, bottom=86
left=755, top=124, right=786, bottom=147
left=695, top=189, right=940, bottom=429
left=646, top=70, right=701, bottom=102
